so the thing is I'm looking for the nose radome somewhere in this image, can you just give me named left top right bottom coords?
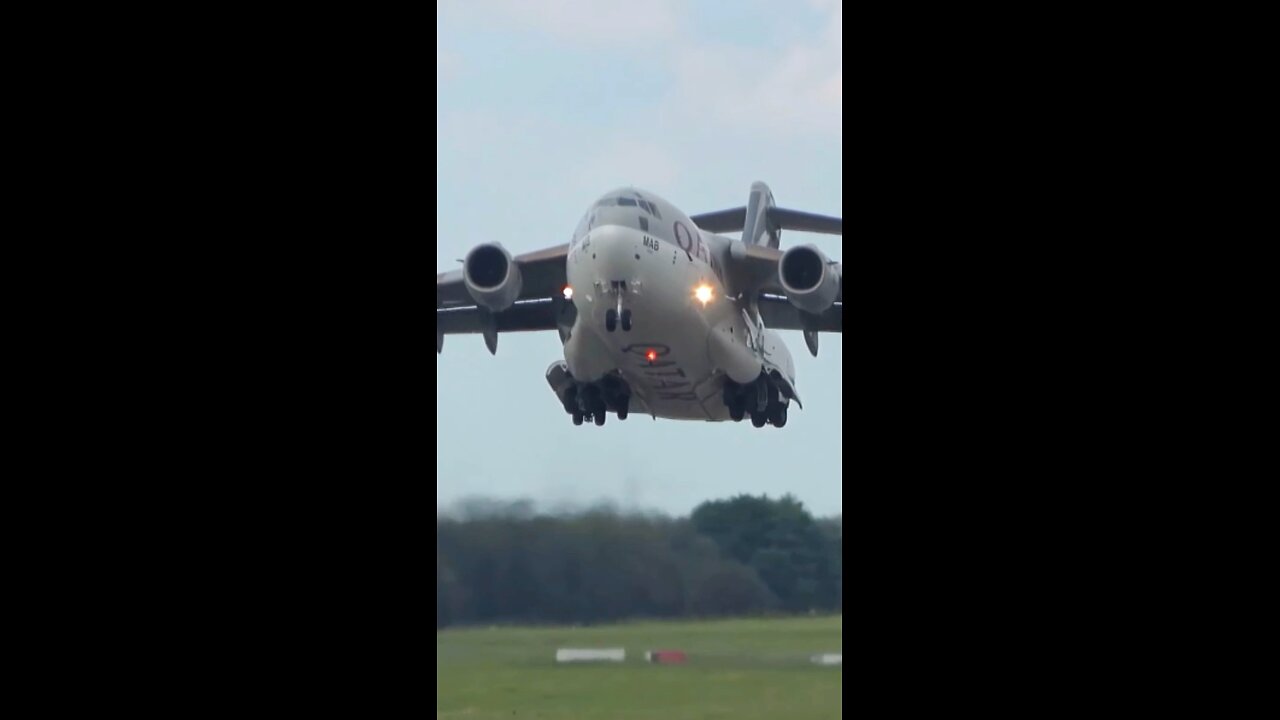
left=589, top=224, right=639, bottom=277
left=591, top=224, right=635, bottom=249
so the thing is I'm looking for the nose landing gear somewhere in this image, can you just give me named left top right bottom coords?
left=605, top=308, right=633, bottom=333
left=602, top=281, right=634, bottom=333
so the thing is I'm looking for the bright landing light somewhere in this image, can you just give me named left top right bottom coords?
left=562, top=285, right=573, bottom=300
left=694, top=284, right=714, bottom=306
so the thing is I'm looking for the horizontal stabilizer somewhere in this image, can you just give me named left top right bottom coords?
left=769, top=208, right=842, bottom=235
left=691, top=206, right=842, bottom=236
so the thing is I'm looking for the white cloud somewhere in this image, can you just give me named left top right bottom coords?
left=439, top=1, right=840, bottom=134
left=441, top=0, right=679, bottom=48
left=567, top=139, right=683, bottom=196
left=664, top=2, right=842, bottom=137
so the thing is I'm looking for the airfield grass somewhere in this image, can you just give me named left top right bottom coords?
left=436, top=614, right=842, bottom=719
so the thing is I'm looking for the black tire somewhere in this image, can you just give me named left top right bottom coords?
left=751, top=410, right=767, bottom=428
left=605, top=309, right=617, bottom=332
left=617, top=399, right=629, bottom=420
left=620, top=309, right=632, bottom=331
left=572, top=411, right=584, bottom=426
left=729, top=399, right=745, bottom=422
left=594, top=411, right=606, bottom=426
left=769, top=404, right=787, bottom=428
left=580, top=385, right=600, bottom=413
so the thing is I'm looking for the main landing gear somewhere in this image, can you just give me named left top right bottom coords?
left=561, top=372, right=632, bottom=427
left=723, top=373, right=790, bottom=429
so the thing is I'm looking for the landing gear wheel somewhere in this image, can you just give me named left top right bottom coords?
left=620, top=309, right=632, bottom=331
left=751, top=410, right=767, bottom=428
left=572, top=411, right=584, bottom=426
left=769, top=404, right=787, bottom=428
left=594, top=411, right=606, bottom=426
left=618, top=399, right=629, bottom=420
left=605, top=309, right=617, bottom=332
left=755, top=381, right=769, bottom=413
left=729, top=398, right=745, bottom=422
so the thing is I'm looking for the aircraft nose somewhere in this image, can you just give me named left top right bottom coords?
left=587, top=224, right=638, bottom=276
left=590, top=224, right=633, bottom=249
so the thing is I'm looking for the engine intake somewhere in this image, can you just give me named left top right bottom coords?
left=779, top=244, right=839, bottom=315
left=464, top=243, right=523, bottom=312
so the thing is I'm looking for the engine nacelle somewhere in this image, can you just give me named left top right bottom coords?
left=463, top=243, right=523, bottom=312
left=779, top=244, right=840, bottom=315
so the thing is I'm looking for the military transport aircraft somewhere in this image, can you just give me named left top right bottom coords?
left=436, top=182, right=842, bottom=429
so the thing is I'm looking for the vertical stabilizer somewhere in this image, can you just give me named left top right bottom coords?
left=741, top=181, right=779, bottom=248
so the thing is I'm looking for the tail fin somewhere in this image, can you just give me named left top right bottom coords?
left=689, top=181, right=842, bottom=248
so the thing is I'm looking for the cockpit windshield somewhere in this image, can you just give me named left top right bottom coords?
left=594, top=194, right=662, bottom=219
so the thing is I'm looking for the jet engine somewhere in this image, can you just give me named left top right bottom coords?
left=779, top=244, right=840, bottom=315
left=463, top=243, right=523, bottom=312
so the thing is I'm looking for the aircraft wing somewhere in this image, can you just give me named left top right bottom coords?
left=437, top=244, right=569, bottom=308
left=756, top=279, right=842, bottom=356
left=437, top=244, right=573, bottom=353
left=757, top=294, right=843, bottom=333
left=437, top=297, right=576, bottom=334
left=721, top=244, right=841, bottom=301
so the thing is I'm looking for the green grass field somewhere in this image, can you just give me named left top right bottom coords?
left=437, top=615, right=842, bottom=719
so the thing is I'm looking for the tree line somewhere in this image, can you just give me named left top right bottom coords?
left=437, top=494, right=842, bottom=628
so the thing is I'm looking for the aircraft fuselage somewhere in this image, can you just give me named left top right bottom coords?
left=558, top=189, right=796, bottom=421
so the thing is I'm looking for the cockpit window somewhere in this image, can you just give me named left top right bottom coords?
left=595, top=195, right=661, bottom=218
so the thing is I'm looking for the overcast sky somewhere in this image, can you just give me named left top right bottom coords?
left=436, top=0, right=843, bottom=518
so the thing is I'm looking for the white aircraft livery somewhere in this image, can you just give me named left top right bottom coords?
left=437, top=182, right=842, bottom=429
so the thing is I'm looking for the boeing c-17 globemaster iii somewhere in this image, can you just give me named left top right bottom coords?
left=436, top=182, right=842, bottom=429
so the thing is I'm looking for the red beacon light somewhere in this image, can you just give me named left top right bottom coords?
left=646, top=349, right=657, bottom=362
